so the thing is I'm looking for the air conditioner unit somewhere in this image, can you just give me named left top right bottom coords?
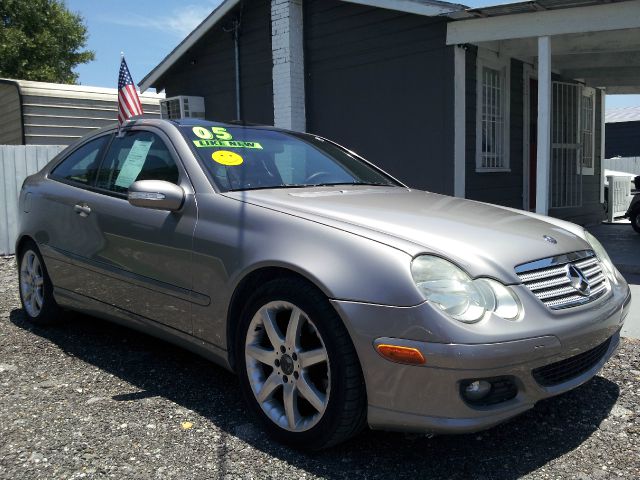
left=160, top=96, right=205, bottom=120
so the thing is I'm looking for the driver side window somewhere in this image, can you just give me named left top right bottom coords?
left=50, top=136, right=109, bottom=185
left=96, top=130, right=180, bottom=194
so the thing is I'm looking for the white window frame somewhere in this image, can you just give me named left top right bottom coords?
left=580, top=87, right=596, bottom=176
left=476, top=50, right=511, bottom=172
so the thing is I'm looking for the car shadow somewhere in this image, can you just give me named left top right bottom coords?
left=10, top=309, right=620, bottom=480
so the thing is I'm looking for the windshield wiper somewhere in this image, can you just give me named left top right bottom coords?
left=305, top=182, right=394, bottom=187
left=227, top=182, right=394, bottom=192
left=227, top=184, right=314, bottom=192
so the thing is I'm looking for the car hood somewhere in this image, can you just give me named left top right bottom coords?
left=223, top=186, right=592, bottom=283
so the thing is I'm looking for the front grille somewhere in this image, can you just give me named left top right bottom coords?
left=515, top=251, right=609, bottom=310
left=532, top=337, right=612, bottom=387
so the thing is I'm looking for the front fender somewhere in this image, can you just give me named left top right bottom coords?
left=194, top=193, right=421, bottom=307
left=189, top=193, right=423, bottom=351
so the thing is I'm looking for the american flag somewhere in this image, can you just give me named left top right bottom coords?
left=117, top=57, right=143, bottom=124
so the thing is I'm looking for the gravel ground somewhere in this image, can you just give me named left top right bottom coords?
left=1, top=256, right=639, bottom=480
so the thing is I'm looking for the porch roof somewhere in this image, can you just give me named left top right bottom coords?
left=446, top=0, right=640, bottom=94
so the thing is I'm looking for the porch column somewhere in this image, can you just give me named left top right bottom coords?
left=271, top=0, right=306, bottom=132
left=453, top=46, right=466, bottom=198
left=536, top=36, right=552, bottom=215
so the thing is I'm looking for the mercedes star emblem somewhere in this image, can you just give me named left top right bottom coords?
left=566, top=264, right=591, bottom=297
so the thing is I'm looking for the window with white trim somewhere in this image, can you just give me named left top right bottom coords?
left=476, top=54, right=510, bottom=171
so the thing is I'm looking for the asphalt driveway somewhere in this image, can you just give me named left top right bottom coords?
left=1, top=257, right=639, bottom=479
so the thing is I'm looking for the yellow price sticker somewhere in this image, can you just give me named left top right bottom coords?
left=212, top=150, right=244, bottom=166
left=192, top=126, right=233, bottom=141
left=192, top=126, right=213, bottom=139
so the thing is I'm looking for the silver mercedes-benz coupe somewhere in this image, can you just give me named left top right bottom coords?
left=16, top=118, right=631, bottom=449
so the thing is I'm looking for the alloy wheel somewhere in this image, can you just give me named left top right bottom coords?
left=20, top=250, right=45, bottom=317
left=245, top=301, right=330, bottom=432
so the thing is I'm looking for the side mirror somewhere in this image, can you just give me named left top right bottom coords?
left=127, top=180, right=185, bottom=211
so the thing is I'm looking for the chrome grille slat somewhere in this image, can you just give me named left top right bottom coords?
left=527, top=275, right=571, bottom=291
left=517, top=266, right=568, bottom=282
left=575, top=257, right=599, bottom=270
left=582, top=265, right=601, bottom=278
left=587, top=273, right=606, bottom=286
left=536, top=284, right=585, bottom=300
left=516, top=250, right=610, bottom=310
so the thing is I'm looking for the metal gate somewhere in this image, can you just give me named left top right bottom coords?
left=551, top=82, right=582, bottom=208
left=550, top=82, right=595, bottom=209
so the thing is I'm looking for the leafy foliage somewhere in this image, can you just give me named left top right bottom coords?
left=0, top=0, right=94, bottom=84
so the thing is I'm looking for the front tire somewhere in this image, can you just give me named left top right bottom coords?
left=236, top=277, right=367, bottom=449
left=18, top=241, right=61, bottom=325
left=631, top=210, right=640, bottom=234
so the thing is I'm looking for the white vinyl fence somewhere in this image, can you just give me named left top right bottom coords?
left=1, top=145, right=66, bottom=255
left=604, top=157, right=640, bottom=175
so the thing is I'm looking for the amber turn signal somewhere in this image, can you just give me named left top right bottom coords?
left=375, top=344, right=426, bottom=365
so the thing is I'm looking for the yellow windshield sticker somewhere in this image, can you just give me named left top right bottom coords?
left=212, top=150, right=243, bottom=166
left=212, top=127, right=233, bottom=140
left=192, top=126, right=213, bottom=139
left=192, top=126, right=234, bottom=140
left=193, top=139, right=263, bottom=149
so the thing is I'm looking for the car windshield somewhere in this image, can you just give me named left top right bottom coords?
left=179, top=125, right=400, bottom=192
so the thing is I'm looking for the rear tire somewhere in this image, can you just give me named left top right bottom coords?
left=18, top=241, right=62, bottom=325
left=631, top=210, right=640, bottom=234
left=236, top=277, right=367, bottom=450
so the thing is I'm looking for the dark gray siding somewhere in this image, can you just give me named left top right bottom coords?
left=304, top=0, right=455, bottom=194
left=464, top=48, right=525, bottom=209
left=605, top=121, right=640, bottom=158
left=465, top=48, right=604, bottom=225
left=156, top=0, right=273, bottom=125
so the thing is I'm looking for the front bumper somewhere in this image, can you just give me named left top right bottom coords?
left=331, top=280, right=631, bottom=434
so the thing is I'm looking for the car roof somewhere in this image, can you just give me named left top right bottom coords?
left=79, top=116, right=302, bottom=146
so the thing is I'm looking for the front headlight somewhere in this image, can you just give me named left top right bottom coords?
left=584, top=230, right=618, bottom=284
left=410, top=256, right=521, bottom=323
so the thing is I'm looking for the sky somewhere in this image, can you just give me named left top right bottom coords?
left=66, top=0, right=639, bottom=111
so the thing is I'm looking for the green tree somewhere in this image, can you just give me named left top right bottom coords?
left=0, top=0, right=94, bottom=84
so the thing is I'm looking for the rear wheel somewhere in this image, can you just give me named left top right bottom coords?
left=18, top=242, right=61, bottom=325
left=631, top=210, right=640, bottom=234
left=236, top=278, right=366, bottom=449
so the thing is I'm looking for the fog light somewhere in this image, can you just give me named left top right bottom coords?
left=462, top=380, right=491, bottom=401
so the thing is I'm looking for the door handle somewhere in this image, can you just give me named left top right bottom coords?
left=73, top=204, right=91, bottom=217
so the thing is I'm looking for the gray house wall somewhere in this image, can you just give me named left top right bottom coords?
left=303, top=0, right=456, bottom=195
left=465, top=48, right=604, bottom=224
left=155, top=0, right=274, bottom=125
left=464, top=48, right=525, bottom=209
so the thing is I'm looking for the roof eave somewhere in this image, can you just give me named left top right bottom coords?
left=139, top=0, right=467, bottom=93
left=139, top=0, right=241, bottom=92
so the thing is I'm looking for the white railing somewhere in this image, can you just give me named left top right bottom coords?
left=607, top=175, right=633, bottom=222
left=0, top=145, right=66, bottom=255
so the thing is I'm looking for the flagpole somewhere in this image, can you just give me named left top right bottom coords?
left=117, top=52, right=124, bottom=135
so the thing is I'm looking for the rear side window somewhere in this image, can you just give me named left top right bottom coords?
left=50, top=136, right=109, bottom=185
left=96, top=130, right=180, bottom=194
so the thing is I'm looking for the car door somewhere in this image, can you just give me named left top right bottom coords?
left=78, top=127, right=197, bottom=333
left=39, top=133, right=113, bottom=295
